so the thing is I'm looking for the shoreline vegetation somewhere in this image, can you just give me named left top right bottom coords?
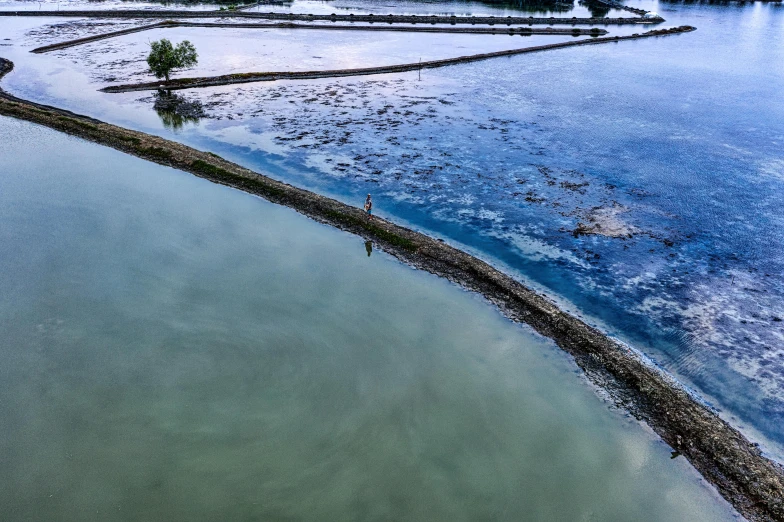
left=96, top=26, right=695, bottom=93
left=1, top=53, right=783, bottom=521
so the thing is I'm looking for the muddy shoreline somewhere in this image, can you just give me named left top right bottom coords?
left=0, top=10, right=660, bottom=25
left=99, top=27, right=694, bottom=93
left=31, top=20, right=608, bottom=54
left=0, top=57, right=782, bottom=521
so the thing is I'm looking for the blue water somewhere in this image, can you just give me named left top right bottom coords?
left=1, top=0, right=783, bottom=458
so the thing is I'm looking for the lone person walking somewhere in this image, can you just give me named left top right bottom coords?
left=364, top=194, right=373, bottom=219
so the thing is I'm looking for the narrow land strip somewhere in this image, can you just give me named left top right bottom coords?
left=0, top=57, right=782, bottom=521
left=0, top=10, right=660, bottom=25
left=583, top=0, right=650, bottom=16
left=31, top=20, right=607, bottom=54
left=99, top=26, right=695, bottom=93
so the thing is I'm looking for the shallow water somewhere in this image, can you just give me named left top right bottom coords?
left=0, top=0, right=634, bottom=17
left=254, top=0, right=633, bottom=18
left=0, top=0, right=220, bottom=11
left=0, top=0, right=782, bottom=462
left=0, top=116, right=739, bottom=521
left=72, top=26, right=580, bottom=83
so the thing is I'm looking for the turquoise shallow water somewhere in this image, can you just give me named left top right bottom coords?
left=0, top=116, right=738, bottom=520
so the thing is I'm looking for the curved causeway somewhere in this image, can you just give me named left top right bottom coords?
left=0, top=56, right=782, bottom=521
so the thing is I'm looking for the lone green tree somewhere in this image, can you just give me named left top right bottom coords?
left=147, top=39, right=198, bottom=82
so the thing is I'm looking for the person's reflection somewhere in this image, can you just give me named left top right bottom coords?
left=365, top=241, right=373, bottom=257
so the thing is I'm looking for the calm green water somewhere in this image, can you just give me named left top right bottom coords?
left=0, top=117, right=737, bottom=521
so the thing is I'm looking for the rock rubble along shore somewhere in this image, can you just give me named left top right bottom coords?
left=1, top=53, right=782, bottom=521
left=99, top=26, right=696, bottom=93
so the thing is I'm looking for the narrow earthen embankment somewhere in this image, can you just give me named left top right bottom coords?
left=99, top=26, right=693, bottom=93
left=0, top=10, right=661, bottom=25
left=0, top=56, right=782, bottom=521
left=583, top=0, right=650, bottom=16
left=30, top=20, right=168, bottom=53
left=31, top=20, right=608, bottom=54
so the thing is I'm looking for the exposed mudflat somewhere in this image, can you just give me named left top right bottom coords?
left=144, top=74, right=675, bottom=247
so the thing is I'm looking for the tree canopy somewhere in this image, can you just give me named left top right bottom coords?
left=147, top=39, right=198, bottom=82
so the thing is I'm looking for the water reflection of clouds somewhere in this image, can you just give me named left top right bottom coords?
left=201, top=124, right=292, bottom=156
left=496, top=228, right=590, bottom=267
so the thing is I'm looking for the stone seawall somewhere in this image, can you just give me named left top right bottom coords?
left=99, top=26, right=694, bottom=93
left=1, top=55, right=782, bottom=521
